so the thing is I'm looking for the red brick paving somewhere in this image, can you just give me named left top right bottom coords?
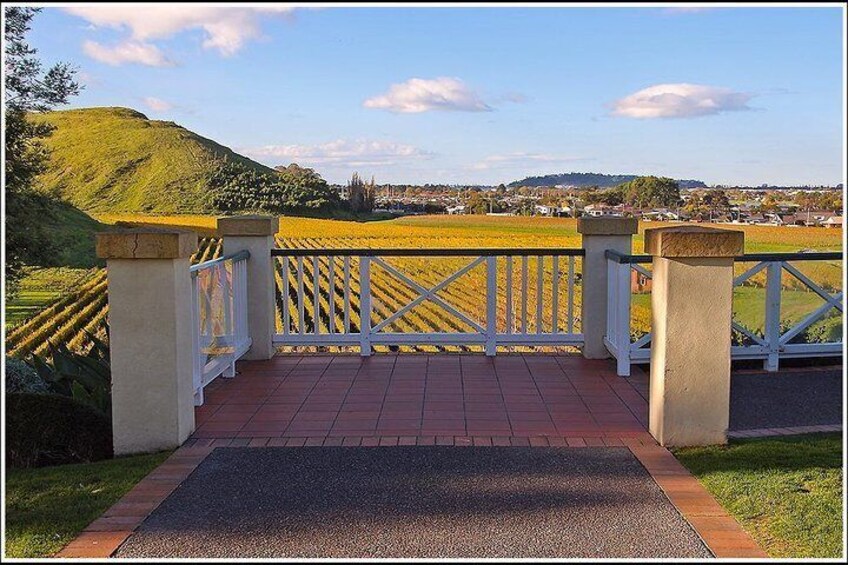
left=192, top=354, right=650, bottom=442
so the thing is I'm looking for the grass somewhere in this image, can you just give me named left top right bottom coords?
left=33, top=107, right=271, bottom=214
left=5, top=267, right=98, bottom=328
left=674, top=433, right=844, bottom=558
left=4, top=451, right=171, bottom=558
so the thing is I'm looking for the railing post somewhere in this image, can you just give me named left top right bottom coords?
left=763, top=261, right=782, bottom=372
left=578, top=216, right=638, bottom=359
left=217, top=215, right=277, bottom=360
left=646, top=226, right=744, bottom=447
left=96, top=229, right=197, bottom=455
left=485, top=256, right=497, bottom=356
left=611, top=259, right=633, bottom=377
left=359, top=256, right=372, bottom=356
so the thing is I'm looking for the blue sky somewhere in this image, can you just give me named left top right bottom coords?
left=30, top=4, right=845, bottom=186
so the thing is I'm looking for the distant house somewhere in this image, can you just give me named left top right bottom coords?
left=824, top=216, right=843, bottom=229
left=534, top=204, right=572, bottom=217
left=631, top=270, right=652, bottom=293
left=535, top=204, right=555, bottom=216
left=446, top=205, right=466, bottom=215
left=583, top=204, right=622, bottom=217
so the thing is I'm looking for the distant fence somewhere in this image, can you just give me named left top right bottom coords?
left=604, top=250, right=843, bottom=375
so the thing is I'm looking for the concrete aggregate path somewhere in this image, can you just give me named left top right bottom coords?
left=116, top=446, right=712, bottom=558
left=730, top=369, right=842, bottom=430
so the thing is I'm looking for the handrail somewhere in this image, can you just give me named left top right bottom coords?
left=190, top=250, right=251, bottom=275
left=272, top=248, right=586, bottom=257
left=736, top=252, right=842, bottom=262
left=605, top=250, right=651, bottom=264
left=606, top=249, right=843, bottom=264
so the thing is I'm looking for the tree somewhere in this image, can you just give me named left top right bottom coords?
left=617, top=176, right=680, bottom=208
left=346, top=172, right=375, bottom=213
left=702, top=189, right=730, bottom=221
left=211, top=161, right=339, bottom=213
left=4, top=7, right=81, bottom=296
left=794, top=192, right=819, bottom=224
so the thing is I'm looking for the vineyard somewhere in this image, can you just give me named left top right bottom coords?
left=5, top=215, right=843, bottom=359
left=5, top=237, right=223, bottom=359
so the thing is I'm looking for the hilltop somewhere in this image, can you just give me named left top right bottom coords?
left=31, top=107, right=275, bottom=213
left=509, top=172, right=706, bottom=189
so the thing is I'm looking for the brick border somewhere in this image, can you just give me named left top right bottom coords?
left=728, top=423, right=841, bottom=439
left=630, top=444, right=769, bottom=558
left=56, top=437, right=769, bottom=559
left=55, top=446, right=214, bottom=558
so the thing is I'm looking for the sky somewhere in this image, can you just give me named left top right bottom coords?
left=26, top=4, right=846, bottom=186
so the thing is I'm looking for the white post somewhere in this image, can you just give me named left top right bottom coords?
left=217, top=215, right=277, bottom=360
left=359, top=256, right=372, bottom=356
left=96, top=229, right=198, bottom=455
left=646, top=225, right=744, bottom=447
left=485, top=256, right=497, bottom=356
left=763, top=262, right=782, bottom=372
left=578, top=216, right=638, bottom=359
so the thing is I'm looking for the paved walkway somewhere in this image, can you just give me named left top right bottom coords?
left=115, top=447, right=710, bottom=558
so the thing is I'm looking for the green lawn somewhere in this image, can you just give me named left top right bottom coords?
left=4, top=451, right=170, bottom=558
left=631, top=286, right=841, bottom=340
left=4, top=267, right=97, bottom=328
left=674, top=433, right=843, bottom=558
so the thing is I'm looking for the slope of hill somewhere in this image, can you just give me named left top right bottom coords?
left=32, top=107, right=274, bottom=213
left=509, top=172, right=706, bottom=189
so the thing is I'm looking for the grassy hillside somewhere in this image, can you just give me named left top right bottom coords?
left=32, top=107, right=273, bottom=214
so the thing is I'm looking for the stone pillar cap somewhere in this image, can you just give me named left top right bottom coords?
left=577, top=216, right=638, bottom=235
left=217, top=215, right=278, bottom=236
left=645, top=225, right=744, bottom=258
left=96, top=228, right=197, bottom=259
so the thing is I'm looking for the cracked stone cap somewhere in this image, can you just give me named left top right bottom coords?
left=217, top=215, right=278, bottom=237
left=577, top=216, right=638, bottom=235
left=645, top=225, right=744, bottom=258
left=96, top=228, right=198, bottom=259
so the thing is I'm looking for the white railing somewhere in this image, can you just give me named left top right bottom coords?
left=190, top=250, right=251, bottom=405
left=605, top=250, right=843, bottom=376
left=271, top=248, right=583, bottom=355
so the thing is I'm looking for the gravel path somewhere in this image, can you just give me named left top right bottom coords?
left=730, top=369, right=842, bottom=430
left=116, top=447, right=711, bottom=558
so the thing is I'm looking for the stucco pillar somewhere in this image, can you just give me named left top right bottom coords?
left=217, top=215, right=278, bottom=360
left=96, top=229, right=198, bottom=455
left=578, top=216, right=638, bottom=359
left=646, top=226, right=744, bottom=447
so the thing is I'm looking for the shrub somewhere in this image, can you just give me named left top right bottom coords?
left=4, top=357, right=49, bottom=394
left=30, top=333, right=111, bottom=418
left=6, top=393, right=112, bottom=468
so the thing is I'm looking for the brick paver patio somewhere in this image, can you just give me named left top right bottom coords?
left=190, top=354, right=651, bottom=445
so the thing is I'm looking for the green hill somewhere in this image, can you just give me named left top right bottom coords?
left=32, top=107, right=274, bottom=213
left=509, top=172, right=706, bottom=189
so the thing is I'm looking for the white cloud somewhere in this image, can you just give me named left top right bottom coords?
left=142, top=97, right=173, bottom=112
left=244, top=139, right=433, bottom=168
left=83, top=39, right=174, bottom=67
left=611, top=83, right=754, bottom=119
left=66, top=6, right=295, bottom=63
left=472, top=152, right=590, bottom=171
left=364, top=77, right=492, bottom=113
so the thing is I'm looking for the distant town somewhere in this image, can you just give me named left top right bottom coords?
left=333, top=178, right=844, bottom=228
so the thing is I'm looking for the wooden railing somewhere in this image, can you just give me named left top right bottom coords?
left=270, top=248, right=584, bottom=355
left=605, top=250, right=843, bottom=375
left=190, top=250, right=251, bottom=405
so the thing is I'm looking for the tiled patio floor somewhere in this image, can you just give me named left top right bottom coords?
left=190, top=354, right=652, bottom=445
